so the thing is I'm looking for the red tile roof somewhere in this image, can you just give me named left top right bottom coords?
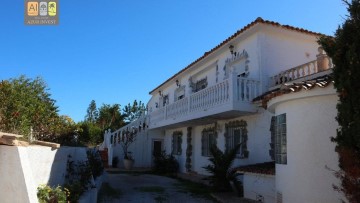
left=149, top=17, right=325, bottom=94
left=253, top=74, right=333, bottom=109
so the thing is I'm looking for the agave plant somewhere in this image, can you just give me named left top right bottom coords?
left=203, top=144, right=241, bottom=191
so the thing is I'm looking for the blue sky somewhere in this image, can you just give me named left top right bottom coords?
left=0, top=0, right=347, bottom=122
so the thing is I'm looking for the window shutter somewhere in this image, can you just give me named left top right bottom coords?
left=269, top=116, right=276, bottom=160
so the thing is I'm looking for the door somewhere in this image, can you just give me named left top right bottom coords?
left=152, top=139, right=163, bottom=157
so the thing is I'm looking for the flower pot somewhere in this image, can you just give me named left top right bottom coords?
left=123, top=159, right=134, bottom=170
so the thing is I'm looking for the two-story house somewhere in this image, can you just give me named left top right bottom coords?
left=101, top=18, right=343, bottom=203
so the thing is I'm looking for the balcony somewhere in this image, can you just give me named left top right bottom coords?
left=269, top=55, right=333, bottom=89
left=149, top=74, right=260, bottom=129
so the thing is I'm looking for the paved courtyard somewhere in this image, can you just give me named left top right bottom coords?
left=98, top=173, right=216, bottom=203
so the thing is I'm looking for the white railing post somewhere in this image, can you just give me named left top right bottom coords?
left=229, top=72, right=237, bottom=103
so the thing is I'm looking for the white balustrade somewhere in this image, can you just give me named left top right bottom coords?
left=237, top=78, right=260, bottom=102
left=189, top=79, right=230, bottom=112
left=150, top=107, right=165, bottom=124
left=166, top=97, right=188, bottom=119
left=269, top=55, right=333, bottom=87
left=149, top=76, right=260, bottom=126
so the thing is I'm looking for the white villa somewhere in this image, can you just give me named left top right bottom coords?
left=101, top=18, right=343, bottom=203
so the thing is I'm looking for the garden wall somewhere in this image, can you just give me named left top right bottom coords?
left=0, top=145, right=98, bottom=203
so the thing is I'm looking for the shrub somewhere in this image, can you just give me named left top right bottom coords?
left=65, top=156, right=94, bottom=202
left=203, top=144, right=241, bottom=192
left=37, top=185, right=69, bottom=203
left=86, top=148, right=104, bottom=179
left=153, top=151, right=179, bottom=175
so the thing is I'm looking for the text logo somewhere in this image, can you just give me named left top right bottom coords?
left=27, top=2, right=38, bottom=16
left=25, top=0, right=59, bottom=25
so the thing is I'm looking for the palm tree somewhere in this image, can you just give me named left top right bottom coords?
left=203, top=144, right=241, bottom=191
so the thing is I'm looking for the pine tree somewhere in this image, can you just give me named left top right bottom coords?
left=318, top=1, right=360, bottom=202
left=85, top=100, right=98, bottom=123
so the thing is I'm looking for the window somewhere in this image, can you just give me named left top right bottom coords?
left=225, top=120, right=248, bottom=158
left=274, top=114, right=287, bottom=164
left=174, top=86, right=185, bottom=101
left=161, top=94, right=169, bottom=107
left=201, top=127, right=217, bottom=157
left=195, top=77, right=207, bottom=92
left=172, top=131, right=182, bottom=155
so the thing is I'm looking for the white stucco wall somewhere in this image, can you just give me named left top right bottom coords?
left=160, top=108, right=273, bottom=175
left=0, top=145, right=96, bottom=203
left=270, top=86, right=343, bottom=203
left=0, top=146, right=37, bottom=203
left=259, top=26, right=320, bottom=87
left=242, top=173, right=276, bottom=203
left=111, top=128, right=165, bottom=168
left=147, top=23, right=320, bottom=113
left=163, top=127, right=188, bottom=173
left=147, top=30, right=261, bottom=112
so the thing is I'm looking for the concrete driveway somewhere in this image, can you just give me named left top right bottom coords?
left=98, top=173, right=216, bottom=203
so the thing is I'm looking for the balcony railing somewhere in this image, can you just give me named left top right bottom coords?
left=189, top=79, right=230, bottom=112
left=149, top=75, right=260, bottom=128
left=269, top=55, right=333, bottom=87
left=166, top=97, right=189, bottom=119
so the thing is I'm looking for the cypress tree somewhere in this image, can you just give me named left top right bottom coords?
left=318, top=1, right=360, bottom=202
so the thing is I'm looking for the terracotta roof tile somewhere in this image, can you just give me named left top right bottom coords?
left=234, top=161, right=275, bottom=175
left=149, top=17, right=325, bottom=94
left=253, top=74, right=334, bottom=109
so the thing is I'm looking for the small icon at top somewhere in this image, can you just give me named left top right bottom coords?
left=48, top=2, right=56, bottom=16
left=27, top=2, right=38, bottom=16
left=39, top=2, right=47, bottom=16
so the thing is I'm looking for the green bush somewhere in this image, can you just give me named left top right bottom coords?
left=87, top=149, right=104, bottom=179
left=79, top=122, right=103, bottom=145
left=152, top=151, right=179, bottom=175
left=65, top=156, right=94, bottom=202
left=203, top=144, right=241, bottom=192
left=37, top=185, right=69, bottom=203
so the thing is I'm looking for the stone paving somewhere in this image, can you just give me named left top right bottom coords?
left=98, top=173, right=216, bottom=203
left=98, top=171, right=257, bottom=203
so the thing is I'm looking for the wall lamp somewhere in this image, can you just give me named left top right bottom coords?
left=159, top=90, right=163, bottom=97
left=229, top=45, right=235, bottom=56
left=229, top=45, right=234, bottom=55
left=176, top=79, right=180, bottom=87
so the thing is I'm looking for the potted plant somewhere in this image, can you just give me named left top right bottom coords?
left=120, top=127, right=137, bottom=170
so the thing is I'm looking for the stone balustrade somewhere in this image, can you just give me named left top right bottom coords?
left=166, top=97, right=189, bottom=119
left=269, top=48, right=333, bottom=87
left=237, top=78, right=260, bottom=102
left=189, top=79, right=230, bottom=112
left=149, top=75, right=260, bottom=127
